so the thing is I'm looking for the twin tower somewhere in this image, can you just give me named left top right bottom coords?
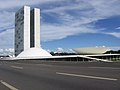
left=15, top=6, right=51, bottom=58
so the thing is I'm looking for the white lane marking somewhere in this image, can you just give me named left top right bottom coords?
left=0, top=80, right=18, bottom=90
left=89, top=67, right=120, bottom=70
left=11, top=66, right=23, bottom=69
left=35, top=64, right=52, bottom=67
left=56, top=72, right=118, bottom=81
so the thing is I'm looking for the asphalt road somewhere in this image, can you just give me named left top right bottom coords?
left=0, top=60, right=120, bottom=90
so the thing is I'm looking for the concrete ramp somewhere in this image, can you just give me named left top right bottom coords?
left=80, top=55, right=112, bottom=62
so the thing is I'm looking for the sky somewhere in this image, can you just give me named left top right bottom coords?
left=0, top=0, right=120, bottom=52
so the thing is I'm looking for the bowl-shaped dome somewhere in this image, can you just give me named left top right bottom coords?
left=73, top=47, right=110, bottom=55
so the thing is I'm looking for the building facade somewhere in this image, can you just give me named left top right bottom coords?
left=15, top=6, right=51, bottom=57
left=15, top=6, right=30, bottom=56
left=15, top=6, right=40, bottom=56
left=30, top=8, right=40, bottom=48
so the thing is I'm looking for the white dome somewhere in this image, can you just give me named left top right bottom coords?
left=17, top=47, right=52, bottom=58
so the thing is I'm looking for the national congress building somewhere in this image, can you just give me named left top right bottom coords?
left=15, top=6, right=51, bottom=58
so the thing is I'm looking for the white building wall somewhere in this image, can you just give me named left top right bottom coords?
left=24, top=6, right=30, bottom=50
left=34, top=8, right=40, bottom=48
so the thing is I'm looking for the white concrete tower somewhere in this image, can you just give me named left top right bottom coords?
left=15, top=6, right=52, bottom=58
left=15, top=6, right=30, bottom=56
left=30, top=8, right=40, bottom=48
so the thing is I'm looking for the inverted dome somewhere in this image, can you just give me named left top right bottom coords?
left=17, top=47, right=52, bottom=58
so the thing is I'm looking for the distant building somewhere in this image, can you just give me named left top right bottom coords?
left=15, top=6, right=51, bottom=58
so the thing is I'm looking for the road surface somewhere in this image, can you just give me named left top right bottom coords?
left=0, top=60, right=120, bottom=90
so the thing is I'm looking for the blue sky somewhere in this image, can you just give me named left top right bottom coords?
left=0, top=0, right=120, bottom=52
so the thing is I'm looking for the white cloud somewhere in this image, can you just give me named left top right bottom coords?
left=56, top=47, right=64, bottom=53
left=107, top=32, right=120, bottom=38
left=0, top=11, right=15, bottom=29
left=0, top=11, right=14, bottom=48
left=0, top=0, right=120, bottom=48
left=0, top=28, right=14, bottom=48
left=41, top=0, right=120, bottom=41
left=116, top=27, right=120, bottom=29
left=0, top=0, right=62, bottom=10
left=43, top=0, right=120, bottom=22
left=41, top=23, right=98, bottom=41
left=43, top=2, right=91, bottom=13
